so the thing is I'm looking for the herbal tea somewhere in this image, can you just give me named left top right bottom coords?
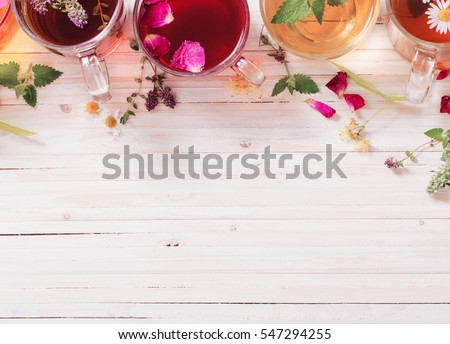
left=391, top=0, right=450, bottom=43
left=262, top=0, right=378, bottom=59
left=23, top=0, right=117, bottom=46
left=138, top=0, right=247, bottom=72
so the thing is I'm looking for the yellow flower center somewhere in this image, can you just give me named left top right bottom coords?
left=85, top=101, right=99, bottom=115
left=438, top=9, right=450, bottom=22
left=105, top=115, right=117, bottom=128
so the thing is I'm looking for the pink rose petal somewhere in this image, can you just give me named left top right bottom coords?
left=326, top=72, right=347, bottom=98
left=171, top=40, right=205, bottom=73
left=437, top=69, right=450, bottom=80
left=440, top=95, right=450, bottom=114
left=140, top=1, right=174, bottom=28
left=306, top=99, right=336, bottom=118
left=144, top=0, right=162, bottom=4
left=343, top=94, right=365, bottom=112
left=143, top=34, right=170, bottom=59
left=0, top=0, right=6, bottom=9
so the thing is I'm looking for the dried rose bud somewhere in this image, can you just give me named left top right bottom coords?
left=343, top=94, right=365, bottom=112
left=171, top=41, right=205, bottom=73
left=441, top=95, right=450, bottom=114
left=437, top=69, right=450, bottom=80
left=326, top=72, right=347, bottom=98
left=306, top=99, right=336, bottom=119
left=141, top=1, right=174, bottom=28
left=144, top=34, right=170, bottom=59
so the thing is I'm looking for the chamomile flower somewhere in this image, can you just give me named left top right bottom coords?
left=101, top=108, right=122, bottom=137
left=426, top=0, right=450, bottom=35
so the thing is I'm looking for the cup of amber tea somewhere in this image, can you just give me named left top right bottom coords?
left=260, top=0, right=380, bottom=60
left=12, top=0, right=126, bottom=102
left=387, top=0, right=450, bottom=103
left=0, top=0, right=18, bottom=50
left=133, top=0, right=265, bottom=85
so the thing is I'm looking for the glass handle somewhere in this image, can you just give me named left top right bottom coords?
left=405, top=47, right=436, bottom=104
left=80, top=54, right=112, bottom=103
left=232, top=57, right=266, bottom=86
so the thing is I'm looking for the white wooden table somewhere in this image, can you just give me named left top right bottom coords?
left=0, top=0, right=449, bottom=323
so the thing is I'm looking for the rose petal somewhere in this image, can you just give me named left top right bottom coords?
left=143, top=34, right=170, bottom=59
left=326, top=72, right=347, bottom=98
left=343, top=94, right=365, bottom=112
left=306, top=99, right=336, bottom=118
left=171, top=40, right=205, bottom=73
left=143, top=0, right=162, bottom=4
left=0, top=0, right=6, bottom=9
left=437, top=69, right=450, bottom=80
left=440, top=95, right=450, bottom=114
left=140, top=1, right=174, bottom=28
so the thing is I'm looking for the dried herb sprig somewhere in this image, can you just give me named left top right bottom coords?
left=260, top=33, right=319, bottom=97
left=92, top=0, right=110, bottom=31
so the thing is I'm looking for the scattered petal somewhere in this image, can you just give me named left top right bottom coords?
left=143, top=34, right=170, bottom=59
left=171, top=41, right=205, bottom=73
left=344, top=94, right=365, bottom=112
left=306, top=98, right=336, bottom=118
left=437, top=69, right=450, bottom=80
left=355, top=140, right=371, bottom=152
left=140, top=1, right=174, bottom=28
left=326, top=72, right=347, bottom=98
left=440, top=95, right=450, bottom=114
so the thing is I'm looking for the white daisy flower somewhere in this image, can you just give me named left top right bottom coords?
left=426, top=0, right=450, bottom=35
left=422, top=0, right=431, bottom=3
left=101, top=108, right=122, bottom=137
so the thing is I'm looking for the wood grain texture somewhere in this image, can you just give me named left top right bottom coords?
left=0, top=0, right=449, bottom=323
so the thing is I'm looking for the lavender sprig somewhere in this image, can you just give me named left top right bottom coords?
left=30, top=0, right=88, bottom=28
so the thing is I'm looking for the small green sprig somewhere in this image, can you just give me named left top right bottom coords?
left=272, top=0, right=347, bottom=25
left=0, top=61, right=62, bottom=107
left=260, top=34, right=319, bottom=97
left=120, top=56, right=147, bottom=125
left=92, top=0, right=110, bottom=31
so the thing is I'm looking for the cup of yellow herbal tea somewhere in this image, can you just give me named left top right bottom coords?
left=386, top=0, right=450, bottom=103
left=133, top=0, right=265, bottom=86
left=260, top=0, right=381, bottom=60
left=11, top=0, right=127, bottom=102
left=0, top=0, right=18, bottom=50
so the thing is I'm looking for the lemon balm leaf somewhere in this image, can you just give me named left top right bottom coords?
left=0, top=61, right=20, bottom=89
left=32, top=64, right=63, bottom=87
left=271, top=0, right=311, bottom=24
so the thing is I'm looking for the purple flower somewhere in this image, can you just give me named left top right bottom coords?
left=384, top=157, right=403, bottom=169
left=67, top=0, right=88, bottom=28
left=30, top=0, right=49, bottom=15
left=171, top=41, right=205, bottom=73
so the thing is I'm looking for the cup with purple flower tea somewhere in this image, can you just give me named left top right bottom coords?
left=133, top=0, right=265, bottom=85
left=11, top=0, right=127, bottom=102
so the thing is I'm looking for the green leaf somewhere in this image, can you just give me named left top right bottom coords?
left=0, top=120, right=36, bottom=136
left=293, top=74, right=320, bottom=94
left=32, top=64, right=63, bottom=88
left=14, top=84, right=28, bottom=99
left=405, top=151, right=417, bottom=163
left=327, top=0, right=347, bottom=6
left=332, top=63, right=405, bottom=102
left=0, top=61, right=20, bottom=89
left=22, top=84, right=37, bottom=107
left=311, top=0, right=325, bottom=24
left=120, top=110, right=136, bottom=125
left=271, top=0, right=311, bottom=24
left=425, top=128, right=444, bottom=141
left=272, top=77, right=289, bottom=97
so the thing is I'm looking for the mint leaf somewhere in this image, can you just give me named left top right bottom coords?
left=14, top=84, right=28, bottom=99
left=271, top=0, right=311, bottom=24
left=0, top=61, right=20, bottom=89
left=312, top=0, right=325, bottom=24
left=272, top=77, right=289, bottom=97
left=327, top=0, right=347, bottom=6
left=293, top=74, right=320, bottom=94
left=22, top=84, right=37, bottom=107
left=32, top=64, right=63, bottom=87
left=425, top=128, right=444, bottom=141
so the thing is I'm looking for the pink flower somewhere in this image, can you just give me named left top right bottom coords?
left=0, top=0, right=7, bottom=9
left=343, top=94, right=365, bottom=112
left=171, top=41, right=205, bottom=73
left=437, top=69, right=450, bottom=80
left=306, top=99, right=336, bottom=118
left=326, top=72, right=347, bottom=98
left=143, top=34, right=170, bottom=59
left=440, top=95, right=450, bottom=114
left=140, top=1, right=174, bottom=28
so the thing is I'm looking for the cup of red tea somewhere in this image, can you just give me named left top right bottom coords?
left=387, top=0, right=450, bottom=103
left=0, top=0, right=18, bottom=51
left=11, top=0, right=126, bottom=102
left=133, top=0, right=265, bottom=85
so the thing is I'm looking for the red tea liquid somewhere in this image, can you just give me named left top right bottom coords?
left=23, top=0, right=117, bottom=46
left=138, top=0, right=247, bottom=72
left=392, top=0, right=450, bottom=43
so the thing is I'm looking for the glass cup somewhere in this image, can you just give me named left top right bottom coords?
left=133, top=0, right=265, bottom=86
left=11, top=0, right=126, bottom=102
left=386, top=0, right=450, bottom=103
left=0, top=0, right=18, bottom=51
left=260, top=0, right=381, bottom=60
